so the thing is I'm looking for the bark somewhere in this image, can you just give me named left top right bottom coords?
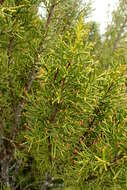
left=0, top=0, right=4, bottom=5
left=10, top=2, right=58, bottom=139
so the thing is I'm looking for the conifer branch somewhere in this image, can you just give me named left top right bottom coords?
left=0, top=106, right=6, bottom=131
left=50, top=102, right=59, bottom=124
left=49, top=60, right=72, bottom=124
left=7, top=36, right=22, bottom=140
left=11, top=1, right=60, bottom=139
left=54, top=68, right=59, bottom=82
left=7, top=37, right=16, bottom=115
left=48, top=60, right=72, bottom=163
left=76, top=82, right=114, bottom=151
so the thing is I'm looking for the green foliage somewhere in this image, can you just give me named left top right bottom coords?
left=22, top=18, right=127, bottom=189
left=0, top=0, right=127, bottom=190
left=100, top=0, right=127, bottom=66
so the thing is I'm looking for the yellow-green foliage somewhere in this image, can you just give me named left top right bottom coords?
left=23, top=17, right=127, bottom=189
left=0, top=0, right=127, bottom=190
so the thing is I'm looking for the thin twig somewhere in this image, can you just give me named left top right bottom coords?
left=54, top=68, right=59, bottom=82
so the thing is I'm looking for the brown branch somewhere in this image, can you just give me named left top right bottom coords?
left=50, top=102, right=59, bottom=124
left=46, top=0, right=63, bottom=25
left=49, top=59, right=72, bottom=123
left=7, top=37, right=16, bottom=115
left=0, top=0, right=4, bottom=5
left=53, top=60, right=72, bottom=84
left=48, top=60, right=72, bottom=163
left=54, top=68, right=59, bottom=82
left=10, top=2, right=59, bottom=139
left=0, top=106, right=6, bottom=131
left=7, top=38, right=13, bottom=61
left=15, top=35, right=71, bottom=138
left=23, top=1, right=57, bottom=92
left=45, top=3, right=56, bottom=30
left=7, top=36, right=22, bottom=141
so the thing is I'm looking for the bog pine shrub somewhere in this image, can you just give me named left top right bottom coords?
left=20, top=18, right=127, bottom=189
left=0, top=1, right=127, bottom=189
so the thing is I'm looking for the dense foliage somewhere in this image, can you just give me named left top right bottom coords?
left=0, top=0, right=127, bottom=189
